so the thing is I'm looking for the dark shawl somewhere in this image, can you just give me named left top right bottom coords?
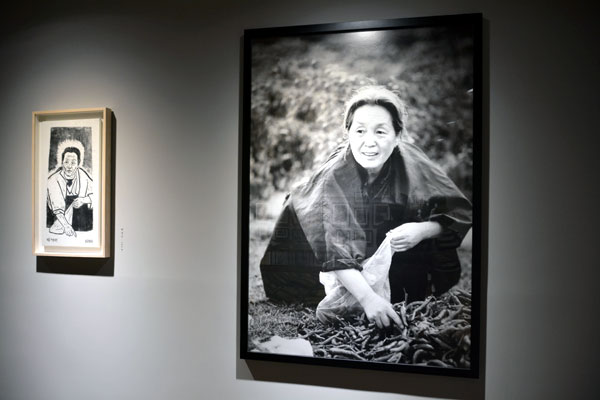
left=259, top=142, right=472, bottom=304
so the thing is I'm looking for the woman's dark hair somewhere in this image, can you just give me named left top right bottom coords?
left=61, top=147, right=81, bottom=165
left=344, top=85, right=407, bottom=136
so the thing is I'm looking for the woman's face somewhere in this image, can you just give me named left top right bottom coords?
left=62, top=152, right=79, bottom=178
left=348, top=104, right=397, bottom=177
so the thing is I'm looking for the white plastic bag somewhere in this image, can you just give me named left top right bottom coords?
left=316, top=236, right=393, bottom=323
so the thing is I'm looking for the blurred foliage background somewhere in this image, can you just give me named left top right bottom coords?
left=249, top=26, right=474, bottom=214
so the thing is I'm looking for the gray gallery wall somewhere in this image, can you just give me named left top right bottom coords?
left=1, top=1, right=598, bottom=399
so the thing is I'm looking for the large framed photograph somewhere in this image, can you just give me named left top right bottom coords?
left=241, top=14, right=482, bottom=377
left=32, top=108, right=112, bottom=258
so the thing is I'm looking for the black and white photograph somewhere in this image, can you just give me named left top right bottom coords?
left=33, top=108, right=111, bottom=258
left=241, top=14, right=482, bottom=376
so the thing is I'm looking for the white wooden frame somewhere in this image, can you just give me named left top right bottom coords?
left=32, top=108, right=111, bottom=258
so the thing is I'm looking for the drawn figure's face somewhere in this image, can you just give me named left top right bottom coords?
left=62, top=152, right=79, bottom=179
left=348, top=105, right=397, bottom=177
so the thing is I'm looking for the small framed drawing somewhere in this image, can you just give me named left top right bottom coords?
left=241, top=14, right=483, bottom=377
left=32, top=108, right=112, bottom=258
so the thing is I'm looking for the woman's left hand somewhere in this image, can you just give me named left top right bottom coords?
left=388, top=221, right=442, bottom=253
left=72, top=198, right=85, bottom=209
left=72, top=196, right=91, bottom=209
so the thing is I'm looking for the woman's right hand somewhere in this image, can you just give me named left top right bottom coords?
left=56, top=213, right=77, bottom=237
left=64, top=224, right=76, bottom=237
left=333, top=268, right=401, bottom=328
left=360, top=292, right=401, bottom=329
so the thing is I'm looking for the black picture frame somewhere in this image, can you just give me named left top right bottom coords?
left=241, top=13, right=482, bottom=378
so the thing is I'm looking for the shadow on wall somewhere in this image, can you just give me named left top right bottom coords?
left=37, top=256, right=114, bottom=276
left=36, top=113, right=117, bottom=277
left=239, top=358, right=485, bottom=399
